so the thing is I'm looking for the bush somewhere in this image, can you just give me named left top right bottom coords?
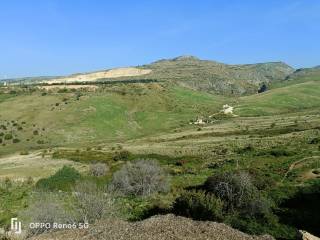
left=109, top=159, right=169, bottom=196
left=36, top=166, right=81, bottom=191
left=37, top=140, right=45, bottom=144
left=236, top=144, right=254, bottom=154
left=89, top=163, right=109, bottom=177
left=20, top=150, right=29, bottom=155
left=73, top=180, right=116, bottom=223
left=268, top=148, right=291, bottom=157
left=112, top=150, right=131, bottom=161
left=173, top=190, right=223, bottom=221
left=203, top=171, right=272, bottom=218
left=309, top=137, right=320, bottom=144
left=20, top=192, right=71, bottom=236
left=4, top=134, right=13, bottom=140
left=13, top=138, right=20, bottom=143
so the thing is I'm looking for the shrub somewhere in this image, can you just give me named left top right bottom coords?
left=4, top=133, right=13, bottom=140
left=20, top=192, right=71, bottom=236
left=237, top=144, right=254, bottom=154
left=57, top=88, right=68, bottom=93
left=109, top=159, right=169, bottom=196
left=309, top=137, right=320, bottom=144
left=89, top=163, right=109, bottom=177
left=73, top=180, right=116, bottom=223
left=12, top=138, right=20, bottom=143
left=33, top=130, right=39, bottom=135
left=204, top=171, right=262, bottom=213
left=268, top=148, right=291, bottom=157
left=112, top=150, right=131, bottom=161
left=36, top=166, right=81, bottom=191
left=37, top=140, right=45, bottom=144
left=173, top=190, right=223, bottom=221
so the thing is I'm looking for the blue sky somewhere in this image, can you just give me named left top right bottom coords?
left=0, top=0, right=319, bottom=78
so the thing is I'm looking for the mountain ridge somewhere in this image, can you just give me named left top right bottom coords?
left=2, top=56, right=297, bottom=95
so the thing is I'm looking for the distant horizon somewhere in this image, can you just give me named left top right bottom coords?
left=0, top=54, right=315, bottom=80
left=1, top=1, right=319, bottom=78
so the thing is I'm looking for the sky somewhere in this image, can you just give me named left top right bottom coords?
left=0, top=0, right=319, bottom=78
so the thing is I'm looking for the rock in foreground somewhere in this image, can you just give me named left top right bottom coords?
left=30, top=214, right=274, bottom=240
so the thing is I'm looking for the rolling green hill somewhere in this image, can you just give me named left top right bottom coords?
left=235, top=81, right=320, bottom=116
left=0, top=83, right=228, bottom=155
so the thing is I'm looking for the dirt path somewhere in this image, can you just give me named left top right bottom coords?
left=281, top=156, right=320, bottom=182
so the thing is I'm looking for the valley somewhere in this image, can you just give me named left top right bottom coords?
left=0, top=56, right=319, bottom=239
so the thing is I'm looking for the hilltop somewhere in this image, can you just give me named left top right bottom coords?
left=142, top=56, right=294, bottom=94
left=2, top=56, right=295, bottom=95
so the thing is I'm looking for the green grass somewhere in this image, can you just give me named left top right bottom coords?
left=0, top=84, right=227, bottom=154
left=235, top=81, right=320, bottom=116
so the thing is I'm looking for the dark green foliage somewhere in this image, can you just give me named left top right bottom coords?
left=36, top=140, right=44, bottom=144
left=173, top=190, right=223, bottom=221
left=204, top=171, right=262, bottom=212
left=33, top=130, right=39, bottom=135
left=236, top=144, right=254, bottom=154
left=309, top=137, right=320, bottom=144
left=112, top=150, right=131, bottom=161
left=12, top=138, right=20, bottom=143
left=258, top=83, right=267, bottom=93
left=4, top=133, right=13, bottom=140
left=57, top=88, right=69, bottom=93
left=36, top=166, right=81, bottom=191
left=278, top=181, right=320, bottom=237
left=268, top=149, right=292, bottom=157
left=255, top=148, right=294, bottom=157
left=172, top=171, right=289, bottom=238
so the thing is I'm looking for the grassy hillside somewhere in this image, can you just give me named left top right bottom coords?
left=270, top=66, right=320, bottom=89
left=235, top=81, right=320, bottom=116
left=0, top=83, right=227, bottom=155
left=1, top=68, right=320, bottom=239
